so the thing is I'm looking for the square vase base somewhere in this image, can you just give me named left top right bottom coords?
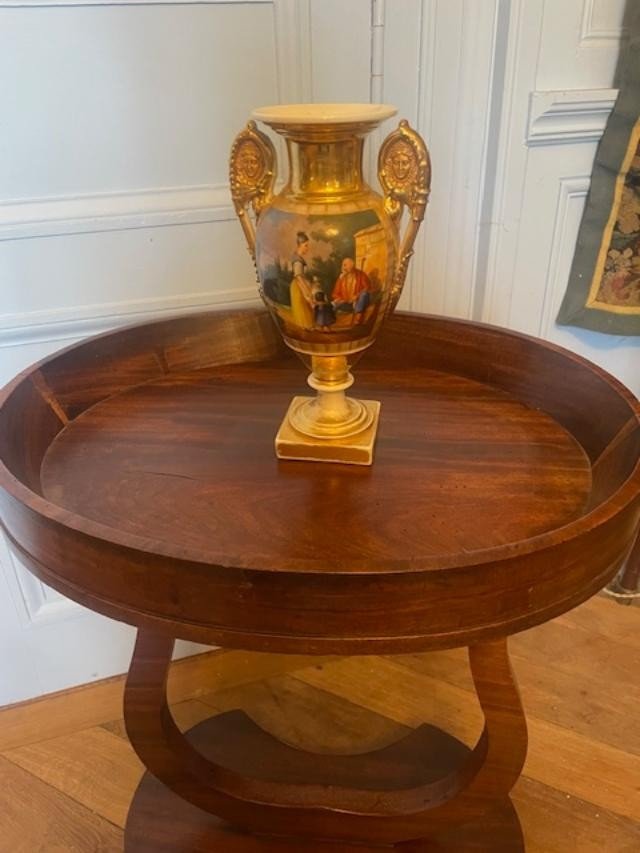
left=275, top=397, right=381, bottom=466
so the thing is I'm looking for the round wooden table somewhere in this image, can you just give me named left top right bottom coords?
left=1, top=310, right=639, bottom=851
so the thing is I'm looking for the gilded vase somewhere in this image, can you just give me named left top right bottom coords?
left=230, top=104, right=430, bottom=464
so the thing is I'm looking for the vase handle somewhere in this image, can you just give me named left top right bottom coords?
left=229, top=121, right=277, bottom=262
left=378, top=120, right=431, bottom=310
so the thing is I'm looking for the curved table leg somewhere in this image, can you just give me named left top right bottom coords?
left=606, top=525, right=640, bottom=599
left=465, top=639, right=529, bottom=801
left=124, top=630, right=527, bottom=850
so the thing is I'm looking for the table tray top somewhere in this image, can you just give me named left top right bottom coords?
left=1, top=310, right=639, bottom=653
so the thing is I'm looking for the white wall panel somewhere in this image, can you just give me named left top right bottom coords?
left=409, top=0, right=500, bottom=320
left=0, top=0, right=285, bottom=705
left=6, top=552, right=77, bottom=626
left=0, top=220, right=254, bottom=318
left=0, top=185, right=233, bottom=242
left=481, top=0, right=545, bottom=328
left=0, top=3, right=278, bottom=199
left=309, top=0, right=371, bottom=103
left=536, top=0, right=627, bottom=89
left=273, top=0, right=312, bottom=103
left=580, top=0, right=628, bottom=46
left=537, top=177, right=591, bottom=338
left=381, top=0, right=422, bottom=126
left=480, top=0, right=639, bottom=397
left=504, top=144, right=596, bottom=334
left=0, top=546, right=42, bottom=705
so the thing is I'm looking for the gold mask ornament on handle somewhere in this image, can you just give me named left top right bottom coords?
left=230, top=104, right=431, bottom=465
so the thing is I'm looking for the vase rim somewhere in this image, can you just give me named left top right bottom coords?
left=251, top=103, right=397, bottom=126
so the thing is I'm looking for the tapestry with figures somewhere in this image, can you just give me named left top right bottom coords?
left=557, top=21, right=640, bottom=336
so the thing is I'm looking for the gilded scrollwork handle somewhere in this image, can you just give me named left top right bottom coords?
left=229, top=121, right=277, bottom=264
left=378, top=120, right=431, bottom=310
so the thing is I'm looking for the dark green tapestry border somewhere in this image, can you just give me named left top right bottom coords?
left=557, top=31, right=640, bottom=337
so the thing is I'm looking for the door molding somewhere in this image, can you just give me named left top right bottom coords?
left=527, top=88, right=618, bottom=146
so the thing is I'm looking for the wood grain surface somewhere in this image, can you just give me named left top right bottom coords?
left=39, top=365, right=592, bottom=564
left=1, top=595, right=637, bottom=852
left=0, top=754, right=123, bottom=852
left=123, top=726, right=524, bottom=852
left=1, top=310, right=639, bottom=654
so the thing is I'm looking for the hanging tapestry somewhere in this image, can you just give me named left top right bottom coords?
left=557, top=21, right=640, bottom=336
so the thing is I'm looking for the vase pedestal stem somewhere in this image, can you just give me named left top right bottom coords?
left=275, top=355, right=380, bottom=465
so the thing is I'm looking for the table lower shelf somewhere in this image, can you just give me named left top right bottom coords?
left=124, top=711, right=524, bottom=852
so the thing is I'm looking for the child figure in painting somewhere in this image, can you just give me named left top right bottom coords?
left=290, top=232, right=315, bottom=330
left=311, top=277, right=336, bottom=331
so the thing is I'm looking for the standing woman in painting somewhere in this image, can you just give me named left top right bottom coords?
left=290, top=231, right=315, bottom=329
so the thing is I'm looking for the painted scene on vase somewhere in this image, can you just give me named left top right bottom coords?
left=256, top=209, right=391, bottom=346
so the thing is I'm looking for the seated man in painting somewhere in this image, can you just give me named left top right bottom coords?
left=331, top=257, right=372, bottom=325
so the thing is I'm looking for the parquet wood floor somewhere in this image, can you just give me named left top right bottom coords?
left=0, top=595, right=638, bottom=852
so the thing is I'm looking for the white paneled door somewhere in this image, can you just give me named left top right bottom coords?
left=480, top=0, right=638, bottom=395
left=1, top=0, right=635, bottom=704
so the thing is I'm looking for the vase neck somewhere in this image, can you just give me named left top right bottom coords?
left=284, top=134, right=367, bottom=198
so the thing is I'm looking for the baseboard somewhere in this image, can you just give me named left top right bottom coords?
left=0, top=648, right=334, bottom=751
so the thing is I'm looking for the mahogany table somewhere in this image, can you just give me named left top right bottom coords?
left=1, top=310, right=639, bottom=851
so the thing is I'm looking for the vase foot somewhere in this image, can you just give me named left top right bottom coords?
left=275, top=396, right=380, bottom=465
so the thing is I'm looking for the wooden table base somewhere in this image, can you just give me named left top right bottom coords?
left=123, top=631, right=527, bottom=850
left=124, top=714, right=524, bottom=852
